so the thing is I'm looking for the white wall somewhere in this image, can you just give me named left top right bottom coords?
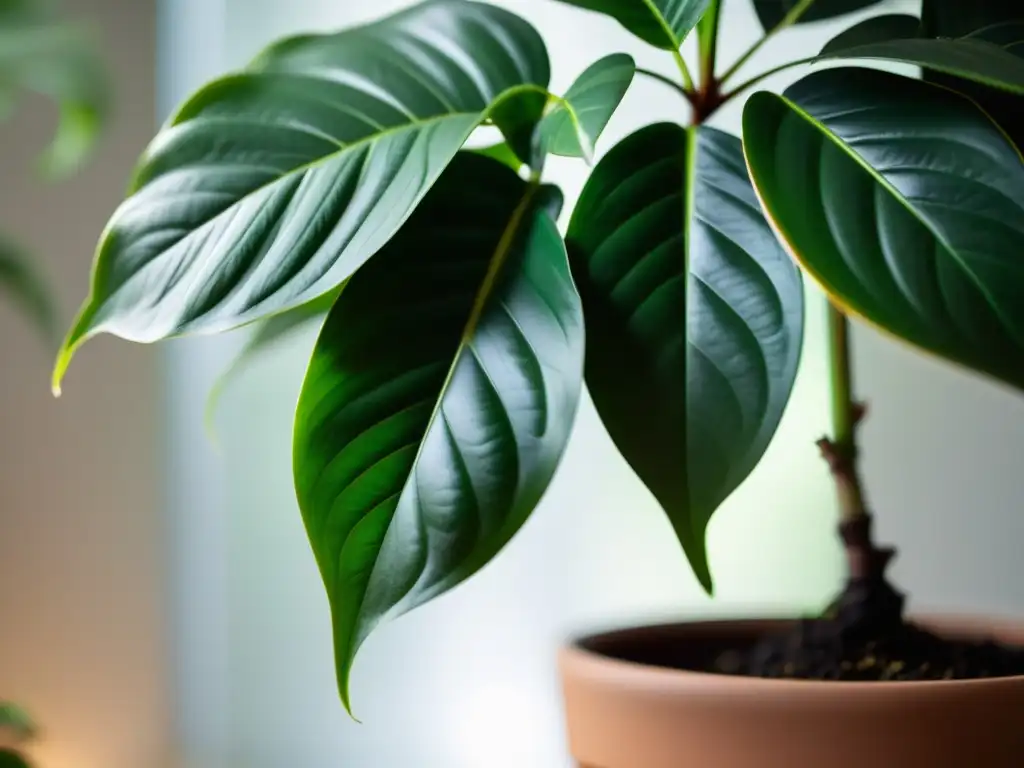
left=0, top=1, right=169, bottom=767
left=171, top=0, right=1024, bottom=766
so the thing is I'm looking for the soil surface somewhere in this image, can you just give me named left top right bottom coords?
left=713, top=576, right=1024, bottom=682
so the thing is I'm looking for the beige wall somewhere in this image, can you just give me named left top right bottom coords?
left=0, top=0, right=169, bottom=766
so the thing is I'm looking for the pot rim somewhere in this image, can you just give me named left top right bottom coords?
left=561, top=614, right=1024, bottom=691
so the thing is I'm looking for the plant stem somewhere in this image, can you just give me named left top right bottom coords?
left=636, top=66, right=695, bottom=103
left=697, top=0, right=723, bottom=93
left=819, top=302, right=868, bottom=524
left=672, top=48, right=696, bottom=93
left=719, top=0, right=818, bottom=86
left=828, top=301, right=855, bottom=451
left=818, top=302, right=897, bottom=583
left=716, top=57, right=814, bottom=106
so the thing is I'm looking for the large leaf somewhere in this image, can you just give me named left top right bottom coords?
left=922, top=2, right=1024, bottom=150
left=53, top=0, right=551, bottom=392
left=0, top=237, right=56, bottom=341
left=818, top=14, right=1024, bottom=94
left=551, top=0, right=711, bottom=50
left=537, top=53, right=635, bottom=162
left=0, top=0, right=108, bottom=177
left=566, top=123, right=804, bottom=591
left=754, top=0, right=884, bottom=31
left=293, top=152, right=584, bottom=711
left=743, top=67, right=1024, bottom=391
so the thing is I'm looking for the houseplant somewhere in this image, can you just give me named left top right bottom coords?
left=50, top=0, right=1024, bottom=764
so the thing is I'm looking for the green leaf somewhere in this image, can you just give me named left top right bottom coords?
left=0, top=751, right=31, bottom=768
left=537, top=53, right=634, bottom=163
left=53, top=0, right=551, bottom=393
left=922, top=0, right=1021, bottom=38
left=550, top=0, right=712, bottom=50
left=293, top=152, right=584, bottom=712
left=204, top=287, right=340, bottom=436
left=754, top=0, right=884, bottom=31
left=0, top=237, right=56, bottom=342
left=922, top=3, right=1024, bottom=150
left=0, top=0, right=108, bottom=177
left=818, top=14, right=1024, bottom=94
left=743, top=67, right=1024, bottom=392
left=566, top=124, right=804, bottom=592
left=470, top=142, right=524, bottom=173
left=0, top=703, right=36, bottom=742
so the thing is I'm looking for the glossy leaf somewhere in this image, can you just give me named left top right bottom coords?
left=922, top=0, right=1022, bottom=38
left=0, top=0, right=108, bottom=177
left=566, top=124, right=804, bottom=591
left=0, top=238, right=56, bottom=342
left=538, top=53, right=635, bottom=162
left=754, top=0, right=884, bottom=31
left=743, top=67, right=1024, bottom=391
left=293, top=152, right=584, bottom=710
left=53, top=0, right=551, bottom=392
left=922, top=2, right=1024, bottom=150
left=551, top=0, right=712, bottom=50
left=819, top=14, right=1024, bottom=94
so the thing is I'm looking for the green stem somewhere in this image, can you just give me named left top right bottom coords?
left=822, top=301, right=869, bottom=524
left=697, top=0, right=723, bottom=92
left=719, top=0, right=818, bottom=86
left=717, top=57, right=814, bottom=106
left=672, top=48, right=696, bottom=93
left=636, top=66, right=694, bottom=102
left=828, top=302, right=854, bottom=446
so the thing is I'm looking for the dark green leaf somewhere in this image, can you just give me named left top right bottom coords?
left=0, top=751, right=31, bottom=768
left=0, top=0, right=108, bottom=177
left=566, top=124, right=804, bottom=592
left=53, top=0, right=551, bottom=392
left=0, top=238, right=56, bottom=342
left=743, top=67, right=1024, bottom=391
left=818, top=14, right=1024, bottom=94
left=922, top=2, right=1024, bottom=151
left=293, top=152, right=584, bottom=711
left=537, top=53, right=634, bottom=162
left=754, top=0, right=884, bottom=31
left=551, top=0, right=712, bottom=50
left=922, top=0, right=1021, bottom=38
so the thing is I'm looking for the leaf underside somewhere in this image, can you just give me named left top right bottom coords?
left=754, top=0, right=885, bottom=31
left=567, top=123, right=804, bottom=592
left=551, top=0, right=712, bottom=50
left=743, top=67, right=1024, bottom=392
left=293, top=152, right=584, bottom=712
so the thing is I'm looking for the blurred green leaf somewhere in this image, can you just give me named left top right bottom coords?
left=0, top=0, right=109, bottom=177
left=0, top=703, right=36, bottom=742
left=0, top=237, right=57, bottom=341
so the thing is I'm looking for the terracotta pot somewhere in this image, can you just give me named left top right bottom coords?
left=559, top=617, right=1024, bottom=768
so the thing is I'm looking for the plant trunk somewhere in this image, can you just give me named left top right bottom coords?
left=820, top=303, right=903, bottom=625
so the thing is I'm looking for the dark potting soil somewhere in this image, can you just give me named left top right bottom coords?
left=713, top=577, right=1024, bottom=682
left=714, top=617, right=1024, bottom=682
